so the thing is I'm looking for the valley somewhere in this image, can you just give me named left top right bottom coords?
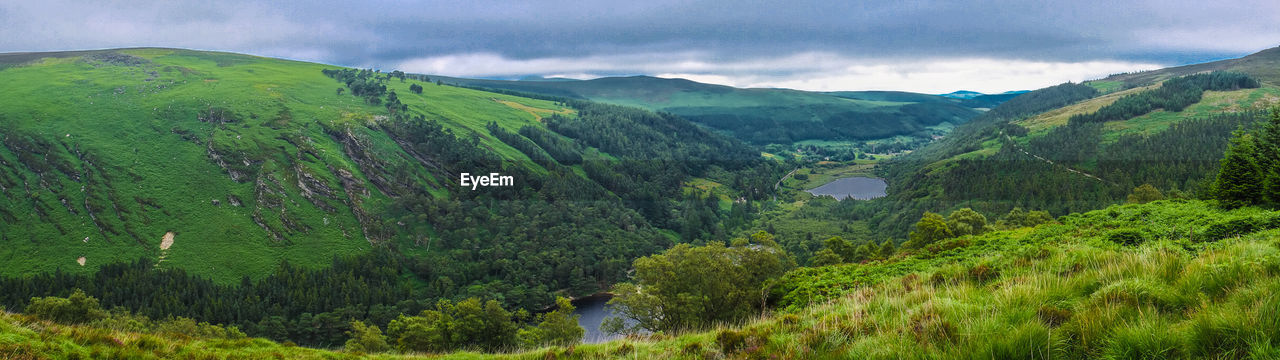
left=4, top=43, right=1280, bottom=359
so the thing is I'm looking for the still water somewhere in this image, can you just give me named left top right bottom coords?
left=806, top=176, right=888, bottom=200
left=572, top=295, right=633, bottom=343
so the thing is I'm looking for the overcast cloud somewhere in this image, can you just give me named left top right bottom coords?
left=2, top=1, right=1277, bottom=93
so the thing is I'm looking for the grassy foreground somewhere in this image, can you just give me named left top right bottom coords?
left=5, top=200, right=1280, bottom=359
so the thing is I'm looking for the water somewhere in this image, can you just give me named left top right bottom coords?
left=572, top=295, right=631, bottom=343
left=806, top=176, right=888, bottom=200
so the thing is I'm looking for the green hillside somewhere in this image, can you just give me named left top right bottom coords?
left=6, top=200, right=1280, bottom=359
left=867, top=46, right=1280, bottom=236
left=0, top=48, right=583, bottom=282
left=435, top=75, right=983, bottom=145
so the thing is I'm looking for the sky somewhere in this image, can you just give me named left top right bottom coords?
left=1, top=1, right=1277, bottom=93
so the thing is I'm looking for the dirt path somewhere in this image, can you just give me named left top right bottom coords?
left=1002, top=132, right=1113, bottom=184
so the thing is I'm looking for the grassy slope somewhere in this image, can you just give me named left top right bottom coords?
left=916, top=50, right=1280, bottom=181
left=541, top=200, right=1280, bottom=359
left=0, top=48, right=577, bottom=283
left=6, top=200, right=1279, bottom=359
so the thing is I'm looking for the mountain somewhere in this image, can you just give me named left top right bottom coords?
left=937, top=90, right=985, bottom=99
left=870, top=46, right=1280, bottom=235
left=0, top=48, right=775, bottom=303
left=435, top=75, right=995, bottom=145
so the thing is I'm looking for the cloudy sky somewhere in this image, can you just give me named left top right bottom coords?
left=2, top=1, right=1277, bottom=93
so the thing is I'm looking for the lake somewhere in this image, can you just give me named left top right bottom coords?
left=806, top=176, right=888, bottom=200
left=572, top=294, right=635, bottom=343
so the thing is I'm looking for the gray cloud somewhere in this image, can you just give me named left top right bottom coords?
left=2, top=1, right=1277, bottom=92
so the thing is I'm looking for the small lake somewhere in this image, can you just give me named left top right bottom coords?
left=806, top=176, right=888, bottom=200
left=572, top=295, right=635, bottom=343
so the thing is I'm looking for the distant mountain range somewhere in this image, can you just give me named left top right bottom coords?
left=434, top=75, right=1027, bottom=145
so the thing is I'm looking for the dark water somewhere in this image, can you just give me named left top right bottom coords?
left=572, top=295, right=632, bottom=343
left=806, top=176, right=888, bottom=200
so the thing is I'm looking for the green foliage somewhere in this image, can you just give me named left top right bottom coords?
left=823, top=236, right=855, bottom=262
left=519, top=297, right=583, bottom=348
left=25, top=289, right=105, bottom=324
left=981, top=82, right=1100, bottom=122
left=715, top=329, right=746, bottom=354
left=1105, top=228, right=1148, bottom=246
left=344, top=320, right=390, bottom=354
left=445, top=75, right=983, bottom=145
left=945, top=207, right=989, bottom=236
left=1069, top=72, right=1260, bottom=125
left=810, top=248, right=843, bottom=266
left=1126, top=184, right=1164, bottom=204
left=907, top=212, right=952, bottom=249
left=386, top=298, right=518, bottom=353
left=997, top=207, right=1055, bottom=229
left=1215, top=131, right=1264, bottom=208
left=609, top=237, right=795, bottom=333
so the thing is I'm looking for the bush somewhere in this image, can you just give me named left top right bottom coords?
left=1199, top=216, right=1258, bottom=241
left=716, top=329, right=746, bottom=354
left=344, top=320, right=390, bottom=354
left=1105, top=229, right=1148, bottom=246
left=25, top=289, right=106, bottom=324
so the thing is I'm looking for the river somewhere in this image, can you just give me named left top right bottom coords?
left=806, top=176, right=888, bottom=200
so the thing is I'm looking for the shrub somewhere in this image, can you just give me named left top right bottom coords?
left=1199, top=216, right=1258, bottom=241
left=25, top=289, right=106, bottom=324
left=716, top=329, right=747, bottom=354
left=968, top=263, right=1000, bottom=284
left=344, top=320, right=390, bottom=354
left=1105, top=229, right=1148, bottom=246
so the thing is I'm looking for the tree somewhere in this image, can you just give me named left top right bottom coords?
left=822, top=236, right=854, bottom=262
left=519, top=297, right=582, bottom=347
left=946, top=208, right=988, bottom=237
left=877, top=240, right=896, bottom=259
left=25, top=289, right=105, bottom=324
left=410, top=83, right=424, bottom=94
left=344, top=320, right=390, bottom=353
left=1214, top=131, right=1262, bottom=208
left=607, top=239, right=794, bottom=333
left=1126, top=184, right=1164, bottom=204
left=1255, top=108, right=1280, bottom=204
left=810, top=248, right=843, bottom=266
left=906, top=212, right=952, bottom=249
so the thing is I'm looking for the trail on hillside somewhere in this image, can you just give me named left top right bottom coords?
left=1002, top=132, right=1114, bottom=184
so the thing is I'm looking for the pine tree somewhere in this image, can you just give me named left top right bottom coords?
left=1254, top=108, right=1280, bottom=204
left=1214, top=131, right=1262, bottom=208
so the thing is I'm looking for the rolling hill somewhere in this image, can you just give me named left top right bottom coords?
left=0, top=48, right=773, bottom=298
left=870, top=45, right=1280, bottom=236
left=434, top=75, right=994, bottom=145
